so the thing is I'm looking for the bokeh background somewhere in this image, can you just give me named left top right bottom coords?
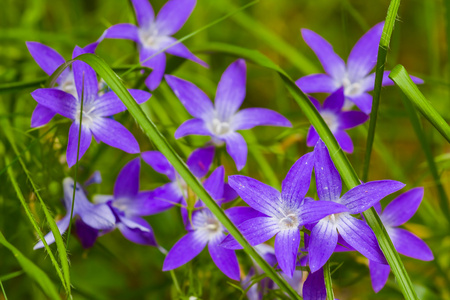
left=0, top=0, right=449, bottom=299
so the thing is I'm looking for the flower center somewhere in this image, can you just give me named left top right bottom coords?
left=59, top=72, right=77, bottom=96
left=342, top=77, right=361, bottom=97
left=279, top=213, right=299, bottom=230
left=320, top=111, right=338, bottom=132
left=75, top=104, right=97, bottom=128
left=211, top=118, right=231, bottom=136
left=139, top=25, right=164, bottom=49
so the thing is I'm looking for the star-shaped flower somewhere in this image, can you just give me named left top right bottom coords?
left=31, top=46, right=151, bottom=167
left=166, top=59, right=292, bottom=170
left=296, top=22, right=423, bottom=114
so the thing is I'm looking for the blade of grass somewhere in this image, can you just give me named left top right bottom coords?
left=0, top=271, right=24, bottom=282
left=389, top=65, right=450, bottom=142
left=324, top=262, right=334, bottom=300
left=0, top=277, right=7, bottom=300
left=362, top=0, right=401, bottom=182
left=0, top=231, right=61, bottom=300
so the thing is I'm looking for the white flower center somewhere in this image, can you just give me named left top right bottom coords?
left=279, top=213, right=299, bottom=230
left=59, top=72, right=77, bottom=97
left=320, top=111, right=339, bottom=132
left=342, top=77, right=362, bottom=97
left=194, top=210, right=224, bottom=242
left=211, top=118, right=231, bottom=136
left=139, top=25, right=166, bottom=49
left=75, top=104, right=97, bottom=128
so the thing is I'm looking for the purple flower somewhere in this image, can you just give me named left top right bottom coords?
left=221, top=151, right=349, bottom=277
left=369, top=187, right=433, bottom=292
left=166, top=59, right=292, bottom=170
left=307, top=139, right=406, bottom=273
left=30, top=46, right=151, bottom=167
left=88, top=0, right=207, bottom=90
left=307, top=88, right=368, bottom=153
left=296, top=22, right=423, bottom=114
left=34, top=178, right=115, bottom=250
left=93, top=158, right=157, bottom=246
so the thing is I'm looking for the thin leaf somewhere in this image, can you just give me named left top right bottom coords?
left=324, top=262, right=334, bottom=300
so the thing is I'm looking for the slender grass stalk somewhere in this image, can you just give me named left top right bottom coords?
left=0, top=278, right=8, bottom=300
left=362, top=0, right=401, bottom=182
left=445, top=0, right=450, bottom=108
left=0, top=271, right=24, bottom=282
left=389, top=65, right=450, bottom=143
left=0, top=77, right=47, bottom=94
left=323, top=262, right=334, bottom=300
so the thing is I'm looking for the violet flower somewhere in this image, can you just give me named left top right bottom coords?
left=296, top=22, right=423, bottom=114
left=34, top=177, right=115, bottom=250
left=221, top=151, right=349, bottom=277
left=307, top=88, right=368, bottom=153
left=88, top=0, right=207, bottom=90
left=31, top=46, right=151, bottom=167
left=93, top=158, right=157, bottom=246
left=166, top=59, right=292, bottom=170
left=307, top=139, right=406, bottom=272
left=369, top=187, right=433, bottom=292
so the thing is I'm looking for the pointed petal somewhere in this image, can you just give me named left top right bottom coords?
left=337, top=214, right=386, bottom=263
left=78, top=202, right=116, bottom=230
left=186, top=146, right=215, bottom=178
left=163, top=230, right=208, bottom=270
left=141, top=151, right=176, bottom=180
left=309, top=219, right=338, bottom=272
left=72, top=46, right=98, bottom=104
left=381, top=187, right=424, bottom=226
left=103, top=23, right=140, bottom=42
left=306, top=126, right=320, bottom=147
left=225, top=206, right=266, bottom=226
left=91, top=118, right=140, bottom=153
left=174, top=118, right=210, bottom=138
left=34, top=214, right=71, bottom=249
left=369, top=260, right=390, bottom=293
left=165, top=75, right=214, bottom=119
left=301, top=29, right=346, bottom=79
left=215, top=59, right=246, bottom=120
left=118, top=216, right=157, bottom=246
left=114, top=158, right=140, bottom=199
left=221, top=183, right=238, bottom=203
left=66, top=122, right=92, bottom=167
left=75, top=219, right=98, bottom=248
left=31, top=88, right=77, bottom=119
left=299, top=201, right=348, bottom=225
left=156, top=0, right=196, bottom=35
left=203, top=166, right=224, bottom=201
left=275, top=228, right=300, bottom=278
left=228, top=175, right=281, bottom=217
left=93, top=89, right=151, bottom=117
left=334, top=130, right=354, bottom=153
left=130, top=186, right=181, bottom=215
left=390, top=228, right=433, bottom=261
left=164, top=37, right=208, bottom=67
left=26, top=42, right=65, bottom=76
left=295, top=73, right=338, bottom=94
left=323, top=87, right=345, bottom=112
left=340, top=180, right=406, bottom=214
left=142, top=52, right=166, bottom=91
left=224, top=132, right=247, bottom=171
left=281, top=152, right=314, bottom=208
left=130, top=0, right=154, bottom=27
left=209, top=238, right=240, bottom=280
left=347, top=92, right=372, bottom=114
left=232, top=107, right=291, bottom=130
left=31, top=104, right=57, bottom=127
left=339, top=111, right=368, bottom=129
left=314, top=139, right=342, bottom=201
left=303, top=268, right=327, bottom=300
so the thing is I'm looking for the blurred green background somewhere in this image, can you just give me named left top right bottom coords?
left=0, top=0, right=449, bottom=299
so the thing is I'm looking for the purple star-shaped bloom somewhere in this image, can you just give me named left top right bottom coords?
left=307, top=139, right=406, bottom=273
left=34, top=177, right=116, bottom=250
left=307, top=87, right=368, bottom=153
left=166, top=59, right=292, bottom=170
left=30, top=46, right=151, bottom=167
left=369, top=187, right=433, bottom=292
left=88, top=0, right=207, bottom=91
left=296, top=22, right=423, bottom=114
left=93, top=158, right=158, bottom=246
left=221, top=151, right=349, bottom=277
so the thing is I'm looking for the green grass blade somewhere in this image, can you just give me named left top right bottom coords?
left=0, top=277, right=7, bottom=300
left=389, top=65, right=450, bottom=142
left=362, top=0, right=401, bottom=182
left=0, top=231, right=61, bottom=300
left=324, top=262, right=334, bottom=300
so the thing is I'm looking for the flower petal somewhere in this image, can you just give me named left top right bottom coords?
left=347, top=92, right=372, bottom=114
left=208, top=238, right=240, bottom=280
left=339, top=111, right=368, bottom=129
left=31, top=88, right=77, bottom=119
left=295, top=73, right=339, bottom=94
left=26, top=42, right=65, bottom=76
left=72, top=46, right=98, bottom=104
left=93, top=89, right=151, bottom=117
left=369, top=260, right=390, bottom=293
left=156, top=0, right=196, bottom=36
left=186, top=146, right=215, bottom=178
left=303, top=267, right=327, bottom=300
left=117, top=216, right=157, bottom=246
left=228, top=175, right=281, bottom=217
left=114, top=157, right=140, bottom=199
left=103, top=23, right=140, bottom=43
left=142, top=52, right=166, bottom=91
left=334, top=130, right=354, bottom=153
left=224, top=132, right=248, bottom=171
left=165, top=75, right=214, bottom=119
left=306, top=126, right=320, bottom=147
left=131, top=186, right=180, bottom=215
left=130, top=0, right=155, bottom=28
left=275, top=228, right=300, bottom=278
left=78, top=202, right=116, bottom=230
left=163, top=230, right=208, bottom=271
left=309, top=219, right=338, bottom=272
left=164, top=37, right=208, bottom=67
left=225, top=206, right=267, bottom=226
left=299, top=201, right=348, bottom=225
left=340, top=180, right=406, bottom=214
left=314, top=139, right=342, bottom=201
left=381, top=187, right=424, bottom=226
left=75, top=219, right=98, bottom=248
left=301, top=29, right=346, bottom=79
left=66, top=122, right=92, bottom=167
left=91, top=118, right=140, bottom=153
left=323, top=87, right=345, bottom=112
left=33, top=214, right=71, bottom=250
left=232, top=107, right=292, bottom=130
left=215, top=59, right=246, bottom=120
left=174, top=118, right=210, bottom=138
left=141, top=151, right=176, bottom=180
left=31, top=104, right=57, bottom=128
left=390, top=228, right=433, bottom=261
left=203, top=166, right=225, bottom=201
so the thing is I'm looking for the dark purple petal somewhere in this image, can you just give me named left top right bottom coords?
left=225, top=206, right=267, bottom=226
left=186, top=146, right=215, bottom=178
left=339, top=111, right=368, bottom=130
left=164, top=37, right=208, bottom=67
left=132, top=186, right=180, bottom=215
left=228, top=175, right=281, bottom=217
left=90, top=118, right=140, bottom=153
left=93, top=89, right=151, bottom=117
left=156, top=0, right=196, bottom=35
left=103, top=23, right=140, bottom=43
left=31, top=88, right=77, bottom=119
left=117, top=216, right=157, bottom=246
left=75, top=219, right=98, bottom=248
left=275, top=228, right=300, bottom=278
left=334, top=130, right=354, bottom=153
left=390, top=228, right=433, bottom=261
left=347, top=22, right=384, bottom=80
left=347, top=92, right=372, bottom=114
left=203, top=166, right=224, bottom=201
left=295, top=74, right=338, bottom=94
left=141, top=151, right=176, bottom=180
left=232, top=107, right=291, bottom=130
left=66, top=122, right=92, bottom=167
left=221, top=183, right=238, bottom=203
left=130, top=0, right=154, bottom=27
left=163, top=231, right=208, bottom=271
left=303, top=268, right=327, bottom=300
left=309, top=96, right=322, bottom=111
left=309, top=219, right=338, bottom=272
left=220, top=216, right=280, bottom=249
left=281, top=152, right=314, bottom=209
left=26, top=42, right=65, bottom=76
left=340, top=180, right=405, bottom=214
left=208, top=238, right=240, bottom=280
left=31, top=104, right=57, bottom=128
left=299, top=201, right=348, bottom=225
left=72, top=46, right=98, bottom=104
left=33, top=214, right=71, bottom=250
left=301, top=29, right=346, bottom=79
left=369, top=260, right=390, bottom=293
left=306, top=126, right=320, bottom=147
left=314, top=139, right=342, bottom=201
left=142, top=52, right=166, bottom=91
left=174, top=118, right=210, bottom=138
left=224, top=132, right=248, bottom=171
left=165, top=75, right=214, bottom=119
left=337, top=214, right=386, bottom=264
left=381, top=187, right=424, bottom=226
left=114, top=157, right=140, bottom=199
left=323, top=87, right=345, bottom=112
left=215, top=59, right=246, bottom=120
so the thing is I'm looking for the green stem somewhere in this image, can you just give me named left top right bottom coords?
left=0, top=277, right=8, bottom=300
left=323, top=262, right=334, bottom=300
